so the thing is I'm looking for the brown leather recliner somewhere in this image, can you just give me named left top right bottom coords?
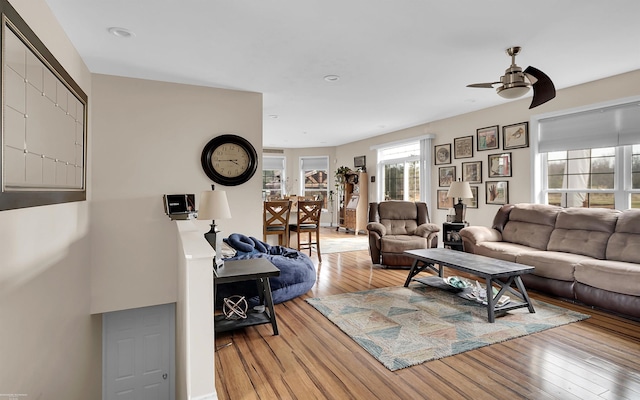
left=367, top=201, right=440, bottom=268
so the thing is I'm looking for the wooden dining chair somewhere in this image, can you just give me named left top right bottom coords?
left=289, top=200, right=323, bottom=262
left=263, top=200, right=292, bottom=246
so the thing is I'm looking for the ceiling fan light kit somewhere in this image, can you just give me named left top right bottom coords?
left=467, top=46, right=556, bottom=109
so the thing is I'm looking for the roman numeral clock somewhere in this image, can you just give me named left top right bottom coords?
left=201, top=134, right=258, bottom=186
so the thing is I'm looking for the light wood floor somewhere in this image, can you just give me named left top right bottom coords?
left=215, top=227, right=640, bottom=400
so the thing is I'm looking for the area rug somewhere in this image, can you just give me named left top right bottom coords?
left=318, top=234, right=369, bottom=254
left=306, top=284, right=589, bottom=371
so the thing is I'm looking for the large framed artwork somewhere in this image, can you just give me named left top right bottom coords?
left=0, top=1, right=88, bottom=211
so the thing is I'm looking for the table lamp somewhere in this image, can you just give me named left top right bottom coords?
left=447, top=179, right=473, bottom=223
left=198, top=185, right=232, bottom=268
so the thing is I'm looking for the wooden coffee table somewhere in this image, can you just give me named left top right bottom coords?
left=403, top=248, right=536, bottom=323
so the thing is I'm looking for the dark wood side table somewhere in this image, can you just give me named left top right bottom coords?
left=442, top=222, right=468, bottom=251
left=213, top=258, right=281, bottom=335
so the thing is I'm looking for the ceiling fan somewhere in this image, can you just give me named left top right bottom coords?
left=467, top=46, right=556, bottom=109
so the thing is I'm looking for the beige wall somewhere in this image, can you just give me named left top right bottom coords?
left=334, top=69, right=640, bottom=229
left=0, top=1, right=100, bottom=399
left=90, top=74, right=263, bottom=314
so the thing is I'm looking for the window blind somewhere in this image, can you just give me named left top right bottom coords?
left=538, top=101, right=640, bottom=152
left=300, top=156, right=328, bottom=170
left=263, top=156, right=285, bottom=170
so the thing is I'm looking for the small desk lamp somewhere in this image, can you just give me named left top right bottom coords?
left=447, top=179, right=473, bottom=223
left=198, top=185, right=232, bottom=268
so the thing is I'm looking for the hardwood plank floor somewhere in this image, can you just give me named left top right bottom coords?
left=215, top=227, right=640, bottom=400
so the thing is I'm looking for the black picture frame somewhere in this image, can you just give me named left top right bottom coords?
left=488, top=152, right=512, bottom=178
left=354, top=155, right=366, bottom=169
left=437, top=190, right=454, bottom=209
left=434, top=143, right=451, bottom=165
left=468, top=186, right=479, bottom=208
left=438, top=166, right=456, bottom=187
left=462, top=161, right=482, bottom=183
left=476, top=125, right=499, bottom=151
left=486, top=180, right=509, bottom=205
left=503, top=122, right=529, bottom=149
left=454, top=136, right=474, bottom=159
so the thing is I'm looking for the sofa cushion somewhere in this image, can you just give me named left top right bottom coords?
left=607, top=209, right=640, bottom=263
left=471, top=242, right=539, bottom=262
left=548, top=208, right=620, bottom=259
left=381, top=235, right=427, bottom=254
left=378, top=201, right=420, bottom=235
left=575, top=259, right=640, bottom=297
left=516, top=251, right=592, bottom=282
left=500, top=204, right=560, bottom=250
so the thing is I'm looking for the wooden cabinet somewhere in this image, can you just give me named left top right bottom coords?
left=337, top=171, right=368, bottom=234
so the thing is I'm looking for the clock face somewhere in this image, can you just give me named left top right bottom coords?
left=211, top=142, right=250, bottom=178
left=201, top=134, right=258, bottom=186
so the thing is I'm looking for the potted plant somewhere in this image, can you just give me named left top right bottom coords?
left=335, top=166, right=352, bottom=183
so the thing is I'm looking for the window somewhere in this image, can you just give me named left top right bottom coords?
left=375, top=137, right=432, bottom=202
left=545, top=148, right=616, bottom=208
left=534, top=99, right=640, bottom=209
left=262, top=156, right=285, bottom=200
left=300, top=156, right=329, bottom=209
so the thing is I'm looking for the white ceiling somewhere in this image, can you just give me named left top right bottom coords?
left=44, top=0, right=640, bottom=148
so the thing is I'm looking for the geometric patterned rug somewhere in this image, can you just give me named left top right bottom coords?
left=306, top=284, right=590, bottom=371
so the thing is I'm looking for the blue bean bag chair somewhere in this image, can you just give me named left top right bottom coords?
left=216, top=234, right=316, bottom=307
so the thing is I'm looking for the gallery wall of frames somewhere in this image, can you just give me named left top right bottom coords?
left=435, top=122, right=529, bottom=210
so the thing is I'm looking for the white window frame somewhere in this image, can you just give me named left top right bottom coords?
left=531, top=96, right=640, bottom=208
left=371, top=135, right=433, bottom=204
left=299, top=156, right=329, bottom=206
left=262, top=155, right=285, bottom=199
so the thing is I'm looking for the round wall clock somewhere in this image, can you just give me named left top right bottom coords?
left=201, top=134, right=258, bottom=186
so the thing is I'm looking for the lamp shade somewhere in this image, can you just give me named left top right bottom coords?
left=447, top=180, right=473, bottom=199
left=198, top=190, right=232, bottom=220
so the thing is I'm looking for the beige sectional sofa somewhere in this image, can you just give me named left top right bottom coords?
left=460, top=203, right=640, bottom=319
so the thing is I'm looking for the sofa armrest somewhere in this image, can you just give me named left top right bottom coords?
left=414, top=223, right=440, bottom=237
left=367, top=222, right=386, bottom=237
left=459, top=226, right=502, bottom=245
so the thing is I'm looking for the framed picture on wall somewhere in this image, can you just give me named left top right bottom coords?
left=434, top=143, right=451, bottom=165
left=503, top=122, right=529, bottom=149
left=468, top=186, right=479, bottom=208
left=488, top=152, right=512, bottom=178
left=454, top=136, right=473, bottom=159
left=477, top=125, right=499, bottom=151
left=438, top=166, right=456, bottom=187
left=486, top=181, right=509, bottom=205
left=462, top=161, right=482, bottom=183
left=437, top=190, right=454, bottom=209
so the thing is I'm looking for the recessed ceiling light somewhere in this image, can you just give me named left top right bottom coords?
left=108, top=27, right=135, bottom=38
left=323, top=75, right=340, bottom=82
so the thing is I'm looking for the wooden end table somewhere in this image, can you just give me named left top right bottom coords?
left=214, top=257, right=280, bottom=335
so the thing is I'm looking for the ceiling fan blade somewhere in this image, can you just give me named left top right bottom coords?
left=524, top=66, right=556, bottom=108
left=467, top=82, right=500, bottom=88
